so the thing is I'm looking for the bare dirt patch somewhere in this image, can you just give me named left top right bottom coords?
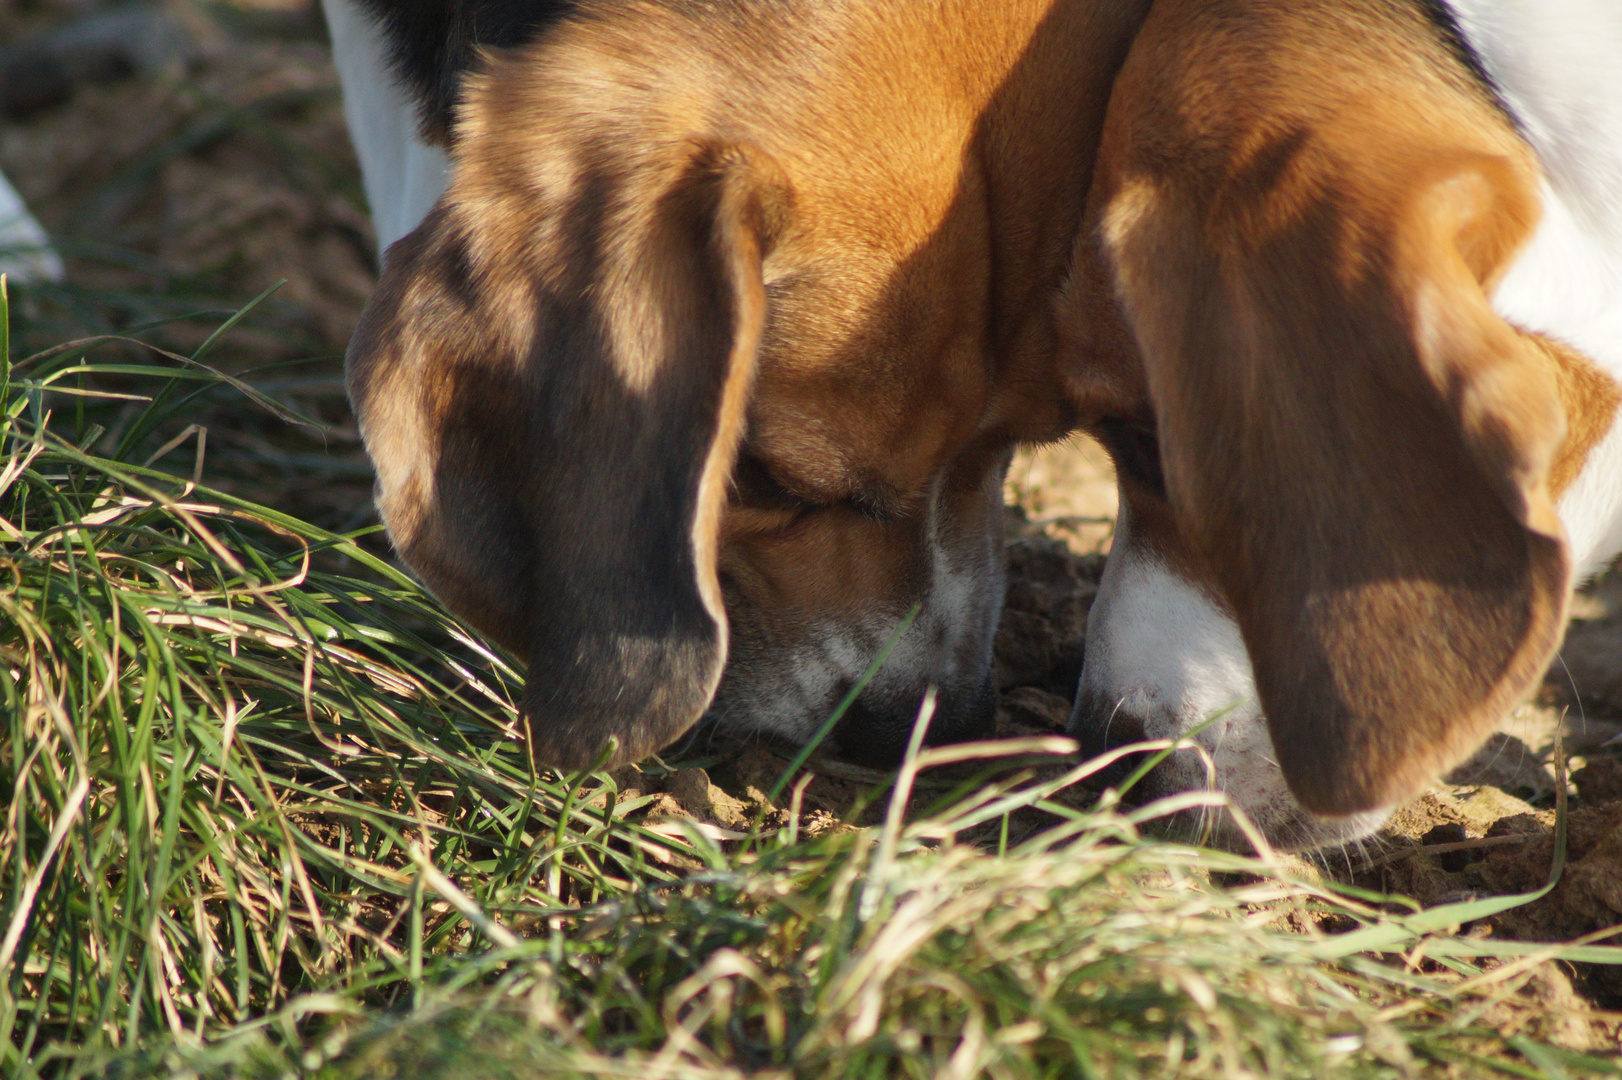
left=2, top=0, right=375, bottom=533
left=1356, top=583, right=1622, bottom=1014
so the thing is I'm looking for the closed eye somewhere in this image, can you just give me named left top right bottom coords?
left=730, top=450, right=905, bottom=522
left=730, top=450, right=815, bottom=512
left=845, top=484, right=905, bottom=523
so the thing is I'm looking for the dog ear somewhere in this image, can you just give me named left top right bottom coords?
left=1097, top=59, right=1572, bottom=814
left=347, top=140, right=785, bottom=772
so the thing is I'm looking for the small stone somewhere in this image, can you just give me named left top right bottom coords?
left=1419, top=822, right=1476, bottom=873
left=667, top=769, right=712, bottom=814
left=668, top=767, right=749, bottom=829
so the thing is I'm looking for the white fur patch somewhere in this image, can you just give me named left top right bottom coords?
left=1074, top=508, right=1389, bottom=850
left=0, top=168, right=64, bottom=285
left=321, top=0, right=451, bottom=258
left=1078, top=520, right=1253, bottom=732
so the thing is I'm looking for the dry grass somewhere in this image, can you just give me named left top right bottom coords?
left=0, top=283, right=703, bottom=1075
left=4, top=283, right=1622, bottom=1079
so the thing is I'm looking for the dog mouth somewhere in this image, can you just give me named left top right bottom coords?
left=826, top=674, right=999, bottom=768
left=1068, top=689, right=1393, bottom=853
left=699, top=635, right=1000, bottom=768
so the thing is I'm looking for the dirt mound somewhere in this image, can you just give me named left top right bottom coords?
left=1346, top=572, right=1622, bottom=1010
left=1362, top=760, right=1622, bottom=1008
left=994, top=529, right=1103, bottom=697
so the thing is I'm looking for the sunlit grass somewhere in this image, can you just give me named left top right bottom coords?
left=0, top=281, right=700, bottom=1074
left=3, top=282, right=1621, bottom=1079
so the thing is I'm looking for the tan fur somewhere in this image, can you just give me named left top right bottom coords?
left=350, top=0, right=1154, bottom=768
left=1539, top=337, right=1622, bottom=498
left=349, top=0, right=1621, bottom=806
left=1071, top=0, right=1608, bottom=814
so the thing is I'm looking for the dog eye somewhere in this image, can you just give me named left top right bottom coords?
left=1094, top=416, right=1166, bottom=497
left=845, top=485, right=902, bottom=523
left=731, top=451, right=818, bottom=511
left=730, top=451, right=903, bottom=523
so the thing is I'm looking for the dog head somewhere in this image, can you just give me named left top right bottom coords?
left=346, top=0, right=1152, bottom=770
left=1063, top=0, right=1620, bottom=850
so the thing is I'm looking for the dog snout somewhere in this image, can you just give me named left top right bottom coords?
left=1068, top=687, right=1155, bottom=791
left=830, top=673, right=997, bottom=768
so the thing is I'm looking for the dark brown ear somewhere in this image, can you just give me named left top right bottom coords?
left=1094, top=0, right=1572, bottom=815
left=347, top=140, right=784, bottom=772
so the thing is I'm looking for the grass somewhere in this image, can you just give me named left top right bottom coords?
left=3, top=280, right=1622, bottom=1079
left=0, top=281, right=699, bottom=1074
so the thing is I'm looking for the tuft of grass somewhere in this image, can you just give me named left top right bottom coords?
left=3, top=283, right=1621, bottom=1079
left=58, top=746, right=1622, bottom=1080
left=0, top=280, right=699, bottom=1075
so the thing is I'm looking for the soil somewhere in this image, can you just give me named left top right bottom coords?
left=1362, top=572, right=1622, bottom=1014
left=8, top=0, right=1621, bottom=1027
left=2, top=0, right=375, bottom=535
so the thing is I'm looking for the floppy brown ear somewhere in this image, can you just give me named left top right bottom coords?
left=1094, top=0, right=1572, bottom=815
left=346, top=139, right=783, bottom=772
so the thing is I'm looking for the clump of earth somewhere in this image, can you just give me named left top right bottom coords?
left=1361, top=572, right=1622, bottom=1013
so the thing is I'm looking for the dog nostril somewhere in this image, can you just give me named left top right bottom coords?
left=830, top=679, right=997, bottom=768
left=1069, top=690, right=1152, bottom=788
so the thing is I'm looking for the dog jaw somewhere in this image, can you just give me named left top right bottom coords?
left=709, top=462, right=1009, bottom=762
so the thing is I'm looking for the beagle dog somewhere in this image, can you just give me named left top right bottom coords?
left=340, top=0, right=1622, bottom=850
left=344, top=0, right=1147, bottom=769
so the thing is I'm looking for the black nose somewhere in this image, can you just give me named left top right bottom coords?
left=1068, top=687, right=1149, bottom=789
left=830, top=675, right=997, bottom=768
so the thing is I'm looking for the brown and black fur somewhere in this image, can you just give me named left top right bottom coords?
left=348, top=0, right=1154, bottom=771
left=354, top=0, right=575, bottom=140
left=347, top=0, right=1612, bottom=829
